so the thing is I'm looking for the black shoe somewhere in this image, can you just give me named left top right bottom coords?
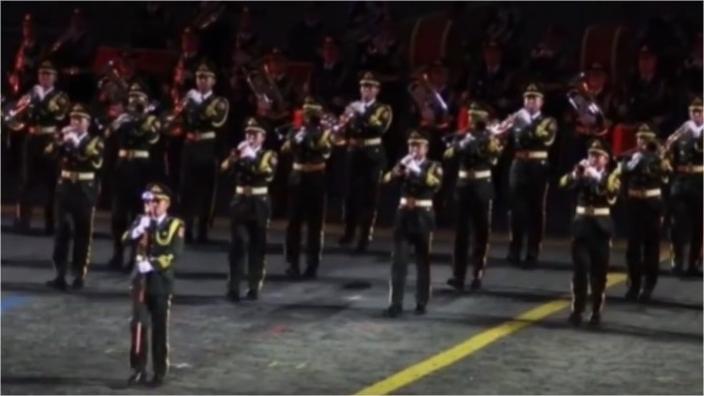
left=338, top=234, right=354, bottom=246
left=196, top=233, right=209, bottom=244
left=71, top=277, right=84, bottom=290
left=588, top=313, right=601, bottom=326
left=686, top=266, right=703, bottom=277
left=127, top=370, right=148, bottom=386
left=638, top=288, right=653, bottom=303
left=148, top=375, right=164, bottom=387
left=506, top=252, right=520, bottom=266
left=46, top=277, right=68, bottom=291
left=671, top=265, right=685, bottom=277
left=302, top=267, right=317, bottom=279
left=624, top=288, right=639, bottom=302
left=245, top=290, right=258, bottom=300
left=44, top=223, right=54, bottom=236
left=285, top=267, right=301, bottom=279
left=13, top=218, right=30, bottom=234
left=414, top=304, right=426, bottom=315
left=523, top=257, right=538, bottom=269
left=108, top=256, right=124, bottom=271
left=568, top=312, right=582, bottom=326
left=226, top=290, right=240, bottom=303
left=446, top=278, right=464, bottom=292
left=384, top=304, right=403, bottom=318
left=184, top=229, right=194, bottom=244
left=354, top=240, right=369, bottom=254
left=469, top=278, right=482, bottom=291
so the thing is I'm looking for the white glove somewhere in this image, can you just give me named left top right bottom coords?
left=186, top=89, right=201, bottom=103
left=584, top=166, right=602, bottom=181
left=400, top=154, right=414, bottom=167
left=294, top=129, right=306, bottom=143
left=130, top=215, right=152, bottom=239
left=241, top=146, right=257, bottom=159
left=406, top=159, right=422, bottom=175
left=459, top=134, right=475, bottom=148
left=137, top=259, right=154, bottom=274
left=626, top=152, right=642, bottom=170
left=351, top=101, right=365, bottom=114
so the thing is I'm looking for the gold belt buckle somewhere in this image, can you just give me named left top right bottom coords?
left=243, top=186, right=252, bottom=195
left=406, top=198, right=416, bottom=208
left=70, top=172, right=78, bottom=182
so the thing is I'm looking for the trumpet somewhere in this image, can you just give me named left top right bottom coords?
left=487, top=109, right=527, bottom=138
left=664, top=121, right=694, bottom=153
left=2, top=91, right=34, bottom=131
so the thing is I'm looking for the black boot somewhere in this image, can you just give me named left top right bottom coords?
left=246, top=289, right=259, bottom=300
left=638, top=288, right=653, bottom=303
left=286, top=266, right=301, bottom=279
left=127, top=370, right=148, bottom=386
left=414, top=304, right=427, bottom=315
left=469, top=278, right=482, bottom=291
left=384, top=304, right=403, bottom=318
left=624, top=288, right=638, bottom=302
left=46, top=276, right=68, bottom=291
left=568, top=312, right=582, bottom=326
left=588, top=312, right=601, bottom=326
left=446, top=278, right=464, bottom=292
left=71, top=277, right=84, bottom=290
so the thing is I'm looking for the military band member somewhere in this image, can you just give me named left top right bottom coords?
left=14, top=60, right=70, bottom=234
left=338, top=72, right=393, bottom=252
left=107, top=83, right=161, bottom=271
left=282, top=98, right=332, bottom=279
left=505, top=84, right=558, bottom=268
left=221, top=119, right=277, bottom=301
left=664, top=98, right=703, bottom=276
left=45, top=104, right=104, bottom=290
left=445, top=103, right=503, bottom=291
left=560, top=140, right=620, bottom=326
left=178, top=60, right=229, bottom=243
left=125, top=183, right=184, bottom=387
left=616, top=124, right=669, bottom=301
left=384, top=131, right=443, bottom=317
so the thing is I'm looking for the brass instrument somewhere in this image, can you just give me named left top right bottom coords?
left=2, top=91, right=34, bottom=131
left=161, top=95, right=190, bottom=136
left=192, top=3, right=226, bottom=30
left=566, top=72, right=606, bottom=136
left=244, top=64, right=287, bottom=117
left=487, top=109, right=529, bottom=138
left=98, top=60, right=129, bottom=101
left=664, top=122, right=693, bottom=153
left=408, top=72, right=449, bottom=119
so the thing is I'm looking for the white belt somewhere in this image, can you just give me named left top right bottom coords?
left=627, top=188, right=661, bottom=199
left=118, top=149, right=150, bottom=159
left=187, top=131, right=216, bottom=141
left=515, top=150, right=548, bottom=160
left=576, top=206, right=610, bottom=216
left=236, top=186, right=268, bottom=196
left=29, top=126, right=58, bottom=135
left=60, top=170, right=95, bottom=181
left=458, top=169, right=491, bottom=179
left=399, top=197, right=433, bottom=209
left=676, top=165, right=703, bottom=173
left=349, top=137, right=382, bottom=147
left=292, top=162, right=326, bottom=172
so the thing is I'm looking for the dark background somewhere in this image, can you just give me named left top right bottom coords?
left=1, top=1, right=702, bottom=236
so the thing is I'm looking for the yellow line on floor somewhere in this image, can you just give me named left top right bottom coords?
left=356, top=273, right=628, bottom=395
